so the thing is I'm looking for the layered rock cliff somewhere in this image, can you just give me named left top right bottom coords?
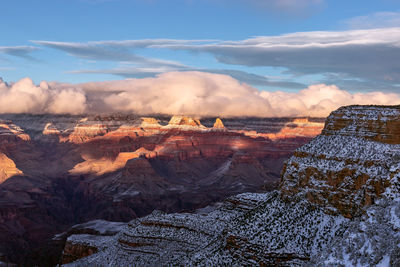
left=0, top=114, right=323, bottom=266
left=280, top=105, right=400, bottom=218
left=62, top=105, right=400, bottom=266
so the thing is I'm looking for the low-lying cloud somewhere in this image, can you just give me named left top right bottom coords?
left=1, top=72, right=399, bottom=117
left=0, top=77, right=86, bottom=114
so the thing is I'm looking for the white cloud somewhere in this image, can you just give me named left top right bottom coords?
left=0, top=78, right=87, bottom=114
left=56, top=71, right=400, bottom=117
left=2, top=72, right=398, bottom=117
left=260, top=84, right=400, bottom=117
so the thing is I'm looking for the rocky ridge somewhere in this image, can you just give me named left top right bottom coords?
left=281, top=105, right=400, bottom=218
left=63, top=105, right=400, bottom=266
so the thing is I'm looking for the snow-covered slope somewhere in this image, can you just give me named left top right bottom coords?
left=62, top=192, right=348, bottom=266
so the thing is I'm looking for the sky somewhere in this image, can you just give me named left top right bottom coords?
left=1, top=0, right=400, bottom=117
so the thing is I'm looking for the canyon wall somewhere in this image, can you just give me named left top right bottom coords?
left=62, top=105, right=400, bottom=266
left=0, top=114, right=323, bottom=265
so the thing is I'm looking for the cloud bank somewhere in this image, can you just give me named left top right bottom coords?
left=1, top=72, right=399, bottom=117
left=0, top=78, right=86, bottom=114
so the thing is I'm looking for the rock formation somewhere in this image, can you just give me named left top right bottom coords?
left=281, top=105, right=400, bottom=218
left=0, top=114, right=323, bottom=266
left=43, top=122, right=61, bottom=135
left=166, top=115, right=206, bottom=130
left=61, top=105, right=400, bottom=266
left=0, top=120, right=30, bottom=141
left=213, top=118, right=225, bottom=129
left=139, top=117, right=161, bottom=128
left=0, top=153, right=23, bottom=183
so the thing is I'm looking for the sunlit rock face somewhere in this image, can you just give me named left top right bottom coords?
left=0, top=120, right=30, bottom=141
left=213, top=118, right=225, bottom=129
left=0, top=153, right=23, bottom=183
left=62, top=105, right=400, bottom=267
left=43, top=122, right=61, bottom=135
left=0, top=113, right=324, bottom=266
left=168, top=115, right=203, bottom=127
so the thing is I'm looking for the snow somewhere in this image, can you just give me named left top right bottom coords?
left=376, top=255, right=391, bottom=267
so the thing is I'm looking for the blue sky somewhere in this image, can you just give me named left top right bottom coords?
left=2, top=0, right=400, bottom=93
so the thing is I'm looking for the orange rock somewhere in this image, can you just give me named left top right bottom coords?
left=140, top=117, right=161, bottom=128
left=0, top=153, right=23, bottom=183
left=168, top=115, right=202, bottom=127
left=213, top=118, right=225, bottom=129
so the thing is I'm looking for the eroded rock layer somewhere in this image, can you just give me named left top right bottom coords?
left=63, top=105, right=400, bottom=266
left=281, top=105, right=400, bottom=218
left=0, top=114, right=323, bottom=266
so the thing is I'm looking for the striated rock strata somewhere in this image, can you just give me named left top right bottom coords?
left=281, top=105, right=400, bottom=218
left=0, top=114, right=323, bottom=266
left=63, top=105, right=400, bottom=266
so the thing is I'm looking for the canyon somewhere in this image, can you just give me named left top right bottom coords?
left=61, top=105, right=400, bottom=266
left=0, top=114, right=324, bottom=266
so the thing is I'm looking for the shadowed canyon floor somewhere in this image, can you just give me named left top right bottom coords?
left=0, top=114, right=324, bottom=266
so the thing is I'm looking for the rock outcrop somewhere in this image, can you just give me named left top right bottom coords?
left=43, top=122, right=61, bottom=135
left=322, top=105, right=400, bottom=144
left=62, top=105, right=400, bottom=266
left=139, top=117, right=161, bottom=128
left=168, top=115, right=203, bottom=127
left=280, top=105, right=400, bottom=218
left=213, top=118, right=225, bottom=129
left=0, top=120, right=30, bottom=141
left=0, top=153, right=23, bottom=183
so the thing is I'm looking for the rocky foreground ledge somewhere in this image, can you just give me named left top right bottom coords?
left=63, top=105, right=400, bottom=266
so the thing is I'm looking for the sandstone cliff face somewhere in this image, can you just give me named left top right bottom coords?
left=62, top=105, right=400, bottom=266
left=0, top=114, right=323, bottom=266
